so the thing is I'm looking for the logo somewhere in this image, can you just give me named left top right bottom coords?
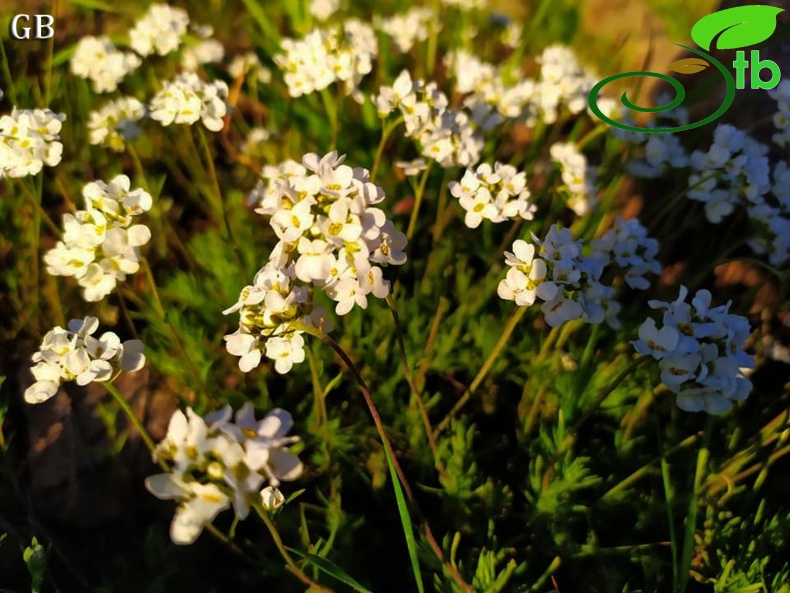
left=588, top=5, right=784, bottom=133
left=9, top=14, right=55, bottom=40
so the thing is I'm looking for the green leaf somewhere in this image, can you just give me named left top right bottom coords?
left=381, top=443, right=425, bottom=593
left=691, top=5, right=784, bottom=51
left=68, top=0, right=120, bottom=11
left=286, top=548, right=374, bottom=593
left=667, top=57, right=710, bottom=74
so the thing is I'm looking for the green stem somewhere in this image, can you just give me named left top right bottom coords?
left=19, top=179, right=60, bottom=237
left=294, top=322, right=474, bottom=593
left=197, top=126, right=246, bottom=276
left=102, top=380, right=164, bottom=470
left=320, top=88, right=338, bottom=150
left=406, top=160, right=434, bottom=240
left=434, top=306, right=527, bottom=437
left=253, top=502, right=334, bottom=592
left=386, top=294, right=442, bottom=468
left=425, top=0, right=441, bottom=77
left=0, top=34, right=17, bottom=104
left=677, top=415, right=714, bottom=593
left=370, top=117, right=403, bottom=182
left=602, top=431, right=701, bottom=500
left=139, top=258, right=206, bottom=393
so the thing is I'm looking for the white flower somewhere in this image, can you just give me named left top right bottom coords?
left=634, top=286, right=754, bottom=414
left=70, top=36, right=141, bottom=93
left=182, top=39, right=225, bottom=72
left=377, top=7, right=434, bottom=53
left=687, top=124, right=769, bottom=223
left=260, top=486, right=285, bottom=511
left=395, top=158, right=427, bottom=176
left=146, top=404, right=303, bottom=544
left=149, top=73, right=228, bottom=132
left=45, top=176, right=152, bottom=302
left=549, top=142, right=598, bottom=216
left=129, top=4, right=189, bottom=57
left=145, top=476, right=231, bottom=545
left=310, top=0, right=340, bottom=21
left=275, top=20, right=376, bottom=101
left=498, top=226, right=628, bottom=328
left=24, top=318, right=145, bottom=404
left=450, top=162, right=535, bottom=228
left=87, top=97, right=145, bottom=151
left=0, top=108, right=65, bottom=178
left=265, top=333, right=306, bottom=375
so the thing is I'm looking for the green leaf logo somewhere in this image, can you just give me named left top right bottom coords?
left=691, top=5, right=784, bottom=51
left=667, top=57, right=710, bottom=74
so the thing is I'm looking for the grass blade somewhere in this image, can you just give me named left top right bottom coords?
left=382, top=443, right=426, bottom=593
left=286, top=547, right=374, bottom=593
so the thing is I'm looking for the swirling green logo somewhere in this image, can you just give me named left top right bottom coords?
left=588, top=5, right=784, bottom=134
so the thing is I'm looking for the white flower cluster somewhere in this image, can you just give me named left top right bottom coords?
left=24, top=316, right=146, bottom=404
left=182, top=36, right=225, bottom=72
left=129, top=3, right=189, bottom=57
left=374, top=70, right=484, bottom=168
left=145, top=404, right=302, bottom=545
left=274, top=20, right=377, bottom=101
left=44, top=175, right=152, bottom=302
left=310, top=0, right=340, bottom=21
left=149, top=72, right=228, bottom=132
left=769, top=79, right=790, bottom=147
left=445, top=50, right=535, bottom=124
left=549, top=142, right=599, bottom=216
left=590, top=217, right=662, bottom=290
left=688, top=124, right=770, bottom=224
left=226, top=152, right=408, bottom=374
left=448, top=162, right=536, bottom=228
left=499, top=221, right=660, bottom=327
left=0, top=108, right=65, bottom=178
left=627, top=134, right=689, bottom=178
left=632, top=286, right=754, bottom=414
left=531, top=45, right=597, bottom=124
left=377, top=7, right=434, bottom=53
left=87, top=97, right=145, bottom=152
left=747, top=160, right=790, bottom=266
left=498, top=226, right=625, bottom=327
left=70, top=36, right=142, bottom=93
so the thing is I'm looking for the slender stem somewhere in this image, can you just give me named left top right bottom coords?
left=434, top=306, right=527, bottom=437
left=407, top=160, right=434, bottom=240
left=141, top=258, right=165, bottom=316
left=602, top=432, right=701, bottom=500
left=385, top=295, right=445, bottom=475
left=319, top=88, right=338, bottom=150
left=19, top=179, right=60, bottom=237
left=0, top=34, right=17, bottom=104
left=416, top=296, right=450, bottom=391
left=138, top=258, right=206, bottom=393
left=102, top=380, right=164, bottom=469
left=678, top=415, right=714, bottom=593
left=542, top=356, right=647, bottom=485
left=647, top=171, right=718, bottom=235
left=253, top=502, right=334, bottom=593
left=370, top=117, right=403, bottom=183
left=295, top=322, right=474, bottom=593
left=197, top=127, right=246, bottom=276
left=430, top=168, right=452, bottom=245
